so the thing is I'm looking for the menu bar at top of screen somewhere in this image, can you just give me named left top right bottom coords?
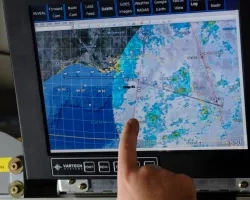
left=34, top=10, right=238, bottom=32
left=31, top=0, right=237, bottom=22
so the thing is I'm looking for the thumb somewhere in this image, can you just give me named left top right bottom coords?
left=118, top=118, right=139, bottom=176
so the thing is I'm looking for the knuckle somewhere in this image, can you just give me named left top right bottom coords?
left=138, top=166, right=159, bottom=179
left=139, top=166, right=152, bottom=176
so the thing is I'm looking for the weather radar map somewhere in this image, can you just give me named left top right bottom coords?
left=34, top=13, right=247, bottom=152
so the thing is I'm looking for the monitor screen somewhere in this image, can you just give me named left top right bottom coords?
left=31, top=0, right=247, bottom=153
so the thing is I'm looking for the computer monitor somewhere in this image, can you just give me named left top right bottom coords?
left=3, top=0, right=250, bottom=179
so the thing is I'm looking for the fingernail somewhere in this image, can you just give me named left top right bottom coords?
left=127, top=118, right=138, bottom=125
left=126, top=118, right=140, bottom=134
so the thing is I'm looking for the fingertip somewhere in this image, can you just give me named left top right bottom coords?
left=118, top=118, right=140, bottom=174
left=121, top=118, right=139, bottom=143
left=127, top=118, right=139, bottom=125
left=125, top=118, right=139, bottom=133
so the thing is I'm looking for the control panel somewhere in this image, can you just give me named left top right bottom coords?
left=51, top=157, right=158, bottom=177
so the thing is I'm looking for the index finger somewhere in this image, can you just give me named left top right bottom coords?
left=118, top=118, right=139, bottom=176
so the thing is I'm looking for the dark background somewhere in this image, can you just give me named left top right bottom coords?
left=0, top=0, right=20, bottom=139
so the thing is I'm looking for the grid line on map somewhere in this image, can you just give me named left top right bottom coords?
left=80, top=30, right=86, bottom=150
left=40, top=28, right=132, bottom=149
left=70, top=30, right=77, bottom=150
left=101, top=32, right=106, bottom=148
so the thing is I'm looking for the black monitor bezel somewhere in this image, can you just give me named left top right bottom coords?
left=3, top=0, right=250, bottom=180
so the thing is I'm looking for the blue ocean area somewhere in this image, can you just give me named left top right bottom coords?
left=43, top=64, right=117, bottom=150
left=45, top=25, right=145, bottom=150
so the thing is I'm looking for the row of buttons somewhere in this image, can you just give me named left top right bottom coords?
left=32, top=0, right=226, bottom=22
left=84, top=160, right=156, bottom=173
left=51, top=157, right=158, bottom=176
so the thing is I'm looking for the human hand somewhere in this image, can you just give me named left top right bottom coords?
left=118, top=118, right=196, bottom=200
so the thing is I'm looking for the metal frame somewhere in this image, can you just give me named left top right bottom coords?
left=3, top=0, right=250, bottom=180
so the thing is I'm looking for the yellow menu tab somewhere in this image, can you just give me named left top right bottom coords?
left=0, top=157, right=11, bottom=172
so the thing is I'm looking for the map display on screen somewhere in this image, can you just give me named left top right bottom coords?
left=34, top=12, right=247, bottom=152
